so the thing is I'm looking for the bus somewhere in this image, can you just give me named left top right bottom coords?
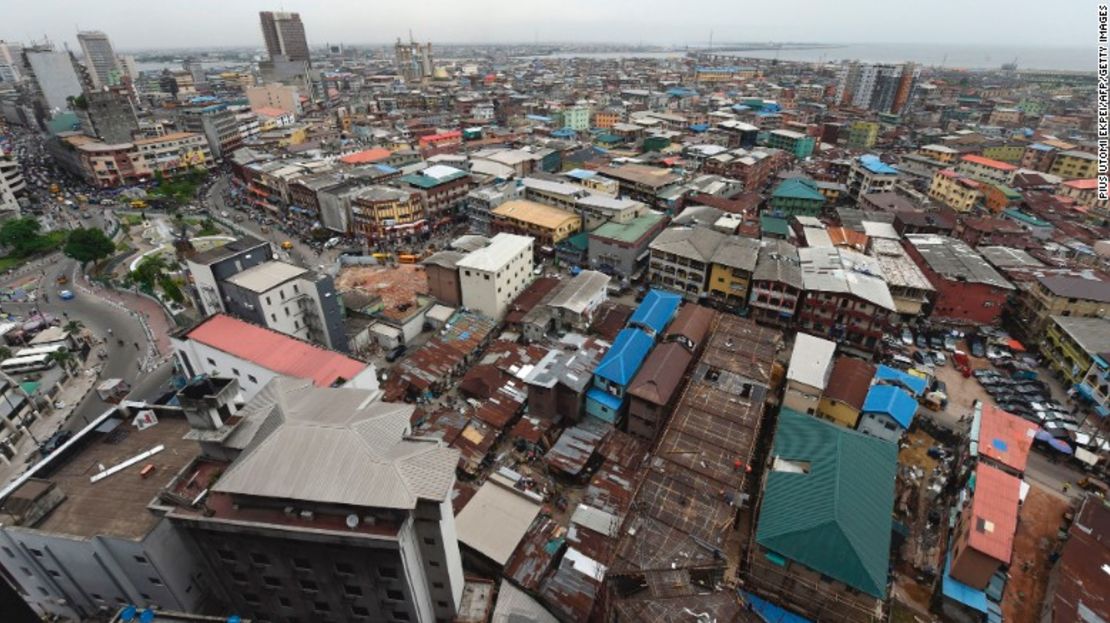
left=16, top=344, right=67, bottom=358
left=0, top=354, right=56, bottom=374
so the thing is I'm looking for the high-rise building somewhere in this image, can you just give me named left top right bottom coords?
left=836, top=62, right=919, bottom=115
left=0, top=155, right=27, bottom=216
left=259, top=11, right=310, bottom=64
left=77, top=30, right=121, bottom=89
left=21, top=44, right=85, bottom=114
left=0, top=41, right=23, bottom=82
left=394, top=37, right=433, bottom=82
left=178, top=105, right=243, bottom=160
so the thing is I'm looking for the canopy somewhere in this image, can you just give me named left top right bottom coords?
left=1007, top=338, right=1025, bottom=352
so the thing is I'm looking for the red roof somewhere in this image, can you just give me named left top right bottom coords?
left=961, top=154, right=1018, bottom=171
left=418, top=130, right=461, bottom=146
left=966, top=463, right=1021, bottom=563
left=978, top=403, right=1037, bottom=472
left=1062, top=178, right=1097, bottom=190
left=253, top=106, right=290, bottom=118
left=340, top=148, right=392, bottom=165
left=185, top=314, right=368, bottom=388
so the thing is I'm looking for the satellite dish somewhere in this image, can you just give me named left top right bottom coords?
left=346, top=513, right=360, bottom=529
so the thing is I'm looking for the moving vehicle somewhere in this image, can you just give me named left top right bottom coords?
left=324, top=237, right=341, bottom=249
left=281, top=241, right=294, bottom=250
left=398, top=254, right=420, bottom=264
left=58, top=289, right=75, bottom=300
left=96, top=378, right=132, bottom=404
left=1078, top=477, right=1109, bottom=496
left=49, top=183, right=60, bottom=195
left=130, top=199, right=148, bottom=210
left=1, top=353, right=56, bottom=374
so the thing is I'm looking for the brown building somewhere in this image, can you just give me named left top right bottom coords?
left=956, top=217, right=1027, bottom=248
left=422, top=250, right=464, bottom=306
left=523, top=337, right=610, bottom=425
left=1041, top=493, right=1110, bottom=623
left=893, top=209, right=957, bottom=236
left=626, top=342, right=695, bottom=441
left=948, top=464, right=1021, bottom=589
left=816, top=356, right=876, bottom=429
left=663, top=303, right=716, bottom=354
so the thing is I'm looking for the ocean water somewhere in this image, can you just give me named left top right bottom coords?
left=528, top=43, right=1093, bottom=73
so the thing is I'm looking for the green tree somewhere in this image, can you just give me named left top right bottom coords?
left=63, top=228, right=115, bottom=265
left=0, top=218, right=44, bottom=257
left=63, top=319, right=84, bottom=334
left=48, top=350, right=75, bottom=377
left=160, top=275, right=184, bottom=304
left=131, top=254, right=169, bottom=292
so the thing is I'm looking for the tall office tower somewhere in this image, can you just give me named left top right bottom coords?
left=77, top=30, right=122, bottom=88
left=21, top=44, right=85, bottom=113
left=394, top=37, right=433, bottom=82
left=0, top=41, right=24, bottom=82
left=892, top=62, right=920, bottom=115
left=259, top=11, right=310, bottom=64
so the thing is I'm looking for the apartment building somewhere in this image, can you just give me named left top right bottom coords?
left=185, top=237, right=274, bottom=316
left=903, top=234, right=1015, bottom=325
left=490, top=199, right=581, bottom=247
left=706, top=236, right=760, bottom=310
left=350, top=186, right=425, bottom=242
left=846, top=121, right=879, bottom=149
left=49, top=132, right=213, bottom=188
left=749, top=239, right=804, bottom=327
left=648, top=226, right=728, bottom=301
left=846, top=155, right=899, bottom=205
left=797, top=247, right=897, bottom=357
left=928, top=169, right=982, bottom=212
left=456, top=233, right=534, bottom=320
left=766, top=129, right=816, bottom=159
left=245, top=83, right=302, bottom=116
left=769, top=178, right=826, bottom=217
left=398, top=165, right=473, bottom=223
left=783, top=332, right=837, bottom=415
left=179, top=105, right=242, bottom=161
left=954, top=154, right=1016, bottom=186
left=1041, top=316, right=1110, bottom=386
left=918, top=144, right=958, bottom=164
left=868, top=238, right=934, bottom=317
left=1048, top=150, right=1098, bottom=179
left=0, top=156, right=26, bottom=215
left=588, top=212, right=668, bottom=277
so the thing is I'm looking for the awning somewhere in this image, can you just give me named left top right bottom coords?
left=1007, top=339, right=1025, bottom=352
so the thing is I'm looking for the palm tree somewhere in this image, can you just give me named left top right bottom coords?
left=48, top=350, right=76, bottom=378
left=63, top=319, right=87, bottom=347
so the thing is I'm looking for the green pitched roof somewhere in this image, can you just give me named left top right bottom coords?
left=756, top=408, right=898, bottom=598
left=771, top=178, right=826, bottom=203
left=590, top=212, right=666, bottom=243
left=760, top=215, right=789, bottom=236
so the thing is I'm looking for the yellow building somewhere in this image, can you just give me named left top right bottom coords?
left=350, top=186, right=424, bottom=239
left=707, top=237, right=760, bottom=309
left=918, top=144, right=959, bottom=164
left=928, top=169, right=983, bottom=212
left=1058, top=179, right=1108, bottom=224
left=592, top=110, right=621, bottom=129
left=981, top=143, right=1024, bottom=163
left=815, top=357, right=874, bottom=429
left=847, top=121, right=879, bottom=149
left=490, top=199, right=581, bottom=246
left=1014, top=275, right=1110, bottom=342
left=1042, top=316, right=1110, bottom=385
left=1049, top=150, right=1098, bottom=180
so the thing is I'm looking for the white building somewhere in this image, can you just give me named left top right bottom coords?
left=456, top=233, right=534, bottom=320
left=77, top=31, right=121, bottom=88
left=171, top=313, right=379, bottom=402
left=0, top=155, right=26, bottom=216
left=783, top=332, right=837, bottom=415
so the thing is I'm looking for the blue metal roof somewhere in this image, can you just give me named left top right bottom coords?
left=942, top=550, right=989, bottom=613
left=688, top=123, right=709, bottom=132
left=551, top=127, right=577, bottom=138
left=586, top=387, right=624, bottom=411
left=526, top=114, right=553, bottom=123
left=593, top=328, right=654, bottom=386
left=862, top=385, right=918, bottom=429
left=565, top=168, right=596, bottom=180
left=873, top=365, right=927, bottom=396
left=742, top=592, right=812, bottom=623
left=858, top=154, right=898, bottom=175
left=629, top=289, right=682, bottom=336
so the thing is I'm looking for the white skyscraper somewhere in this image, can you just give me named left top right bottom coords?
left=77, top=30, right=121, bottom=88
left=0, top=41, right=23, bottom=82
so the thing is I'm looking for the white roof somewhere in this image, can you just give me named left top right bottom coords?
left=547, top=270, right=610, bottom=315
left=456, top=233, right=533, bottom=272
left=224, top=260, right=307, bottom=292
left=455, top=474, right=542, bottom=565
left=492, top=581, right=559, bottom=623
left=862, top=221, right=900, bottom=240
left=799, top=246, right=896, bottom=311
left=421, top=164, right=466, bottom=180
left=787, top=333, right=837, bottom=389
left=803, top=227, right=834, bottom=248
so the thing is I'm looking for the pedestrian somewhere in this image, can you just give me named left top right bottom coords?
left=1062, top=482, right=1071, bottom=493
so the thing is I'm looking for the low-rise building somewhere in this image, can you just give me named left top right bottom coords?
left=626, top=342, right=693, bottom=441
left=798, top=247, right=896, bottom=356
left=947, top=464, right=1021, bottom=591
left=928, top=169, right=983, bottom=212
left=847, top=155, right=899, bottom=205
left=585, top=328, right=654, bottom=424
left=868, top=238, right=934, bottom=317
left=706, top=236, right=760, bottom=310
left=769, top=178, right=826, bottom=217
left=523, top=336, right=610, bottom=425
left=748, top=408, right=897, bottom=622
left=955, top=154, right=1016, bottom=186
left=544, top=270, right=610, bottom=331
left=904, top=234, right=1015, bottom=325
left=588, top=211, right=668, bottom=277
left=1040, top=493, right=1110, bottom=623
left=456, top=233, right=534, bottom=320
left=918, top=144, right=959, bottom=164
left=749, top=239, right=804, bottom=327
left=1011, top=274, right=1110, bottom=341
left=1048, top=150, right=1097, bottom=179
left=766, top=129, right=816, bottom=159
left=596, top=163, right=681, bottom=207
left=816, top=356, right=876, bottom=428
left=350, top=185, right=425, bottom=242
left=783, top=332, right=837, bottom=415
left=1042, top=316, right=1110, bottom=386
left=490, top=199, right=581, bottom=248
left=648, top=226, right=728, bottom=300
left=856, top=384, right=917, bottom=443
left=422, top=251, right=465, bottom=307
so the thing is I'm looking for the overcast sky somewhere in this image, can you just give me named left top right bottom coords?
left=1, top=0, right=1094, bottom=51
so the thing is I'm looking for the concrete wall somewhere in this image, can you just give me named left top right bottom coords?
left=425, top=264, right=461, bottom=307
left=783, top=379, right=822, bottom=416
left=856, top=412, right=902, bottom=444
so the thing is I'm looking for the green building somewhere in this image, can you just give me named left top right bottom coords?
left=847, top=121, right=879, bottom=149
left=769, top=178, right=826, bottom=217
left=766, top=129, right=816, bottom=159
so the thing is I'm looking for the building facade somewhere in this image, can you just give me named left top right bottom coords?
left=456, top=233, right=534, bottom=320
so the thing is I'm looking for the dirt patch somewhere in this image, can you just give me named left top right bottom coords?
left=893, top=428, right=949, bottom=615
left=1003, top=484, right=1070, bottom=623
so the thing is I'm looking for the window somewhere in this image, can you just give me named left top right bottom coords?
left=217, top=549, right=236, bottom=562
left=429, top=561, right=440, bottom=568
left=352, top=605, right=370, bottom=617
left=379, top=567, right=398, bottom=579
left=37, top=587, right=48, bottom=597
left=278, top=596, right=292, bottom=608
left=47, top=570, right=60, bottom=578
left=344, top=585, right=362, bottom=597
left=386, top=589, right=403, bottom=601
left=271, top=313, right=277, bottom=322
left=243, top=593, right=260, bottom=605
left=292, top=557, right=312, bottom=570
left=263, top=576, right=282, bottom=588
left=285, top=307, right=290, bottom=317
left=231, top=571, right=247, bottom=583
left=249, top=552, right=270, bottom=566
left=232, top=368, right=240, bottom=376
left=393, top=612, right=410, bottom=621
left=2, top=546, right=13, bottom=557
left=248, top=375, right=258, bottom=384
left=21, top=567, right=30, bottom=576
left=134, top=555, right=148, bottom=564
left=432, top=582, right=444, bottom=589
left=437, top=601, right=448, bottom=609
left=300, top=579, right=318, bottom=592
left=335, top=562, right=354, bottom=575
left=266, top=296, right=272, bottom=305
left=293, top=285, right=299, bottom=294
left=314, top=602, right=330, bottom=613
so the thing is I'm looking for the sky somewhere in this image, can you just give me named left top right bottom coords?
left=0, top=0, right=1095, bottom=51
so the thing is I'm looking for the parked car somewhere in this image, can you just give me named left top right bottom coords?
left=901, top=327, right=913, bottom=345
left=969, top=339, right=985, bottom=358
left=932, top=351, right=947, bottom=366
left=913, top=350, right=929, bottom=365
left=39, top=430, right=73, bottom=456
left=385, top=345, right=407, bottom=362
left=916, top=334, right=928, bottom=349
